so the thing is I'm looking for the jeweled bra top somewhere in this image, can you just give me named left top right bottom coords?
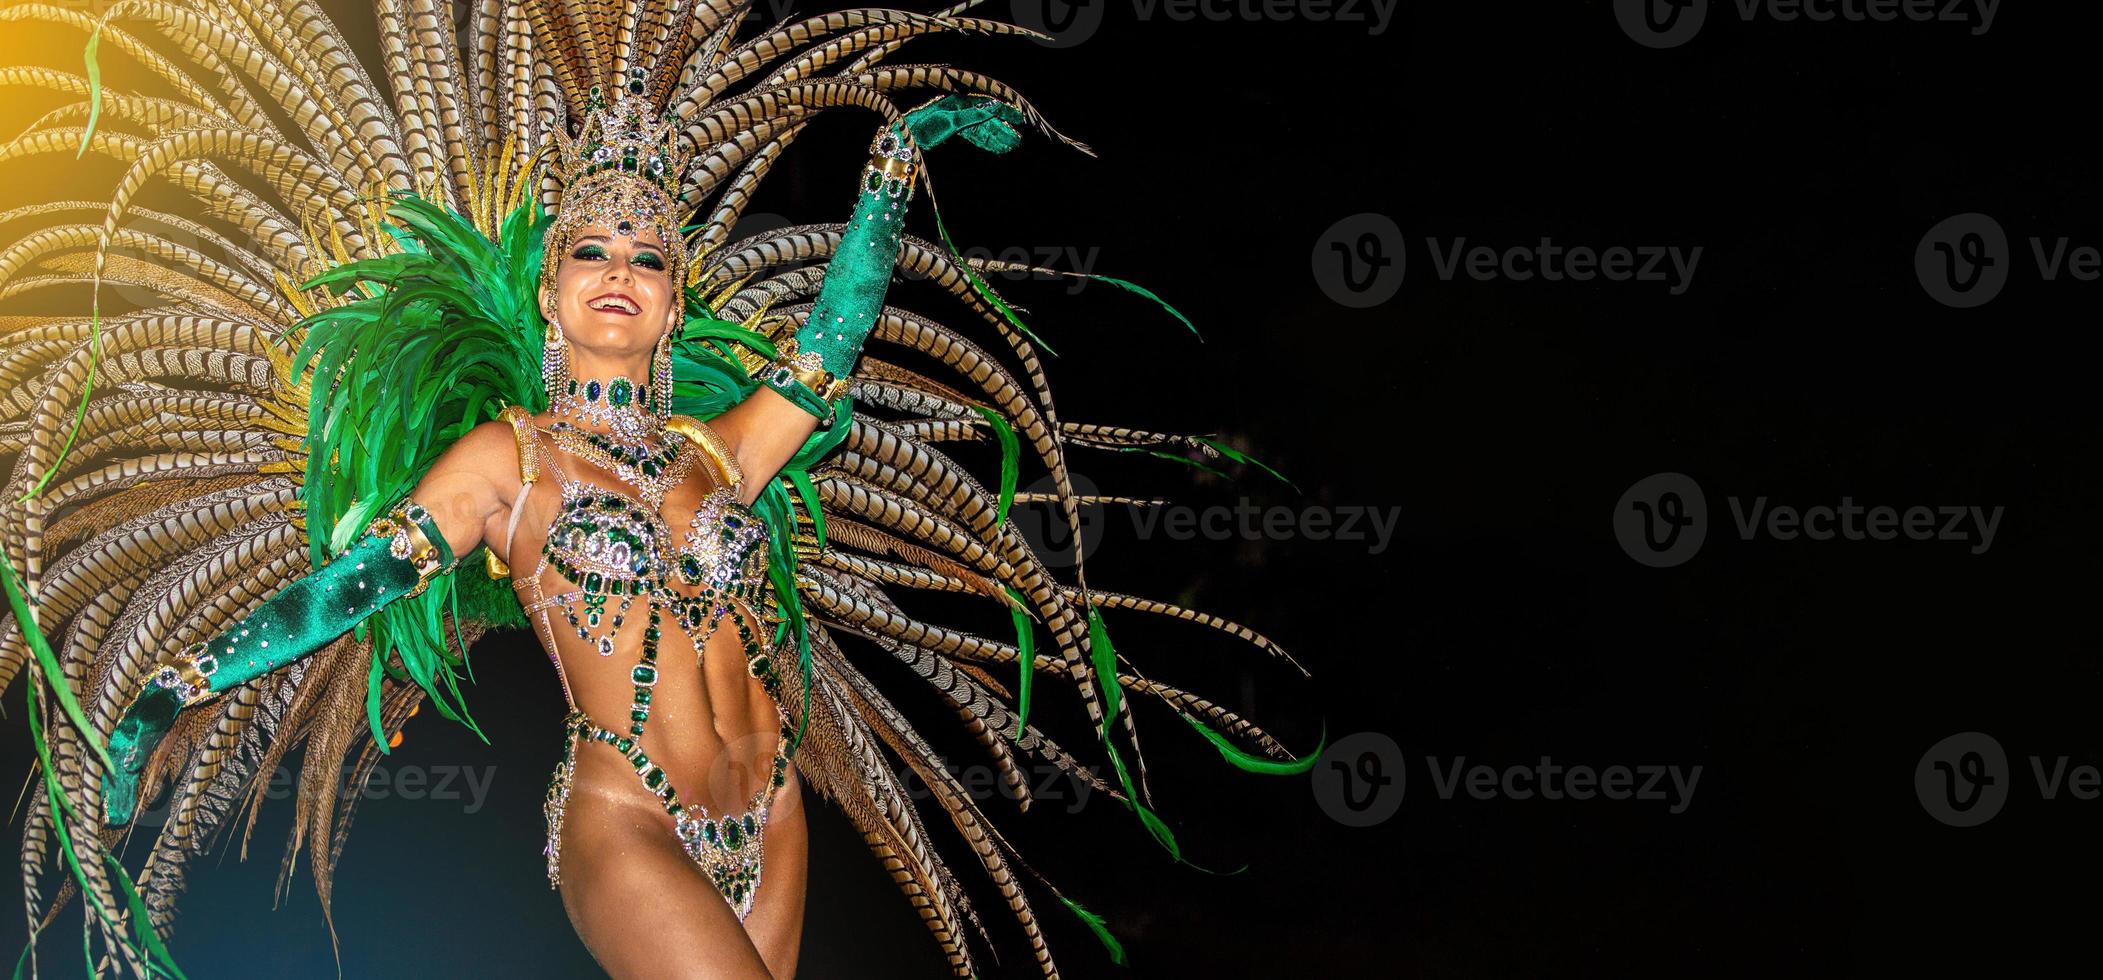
left=542, top=471, right=772, bottom=648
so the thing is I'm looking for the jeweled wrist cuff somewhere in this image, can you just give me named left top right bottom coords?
left=865, top=123, right=919, bottom=194
left=105, top=495, right=458, bottom=824
left=755, top=337, right=849, bottom=426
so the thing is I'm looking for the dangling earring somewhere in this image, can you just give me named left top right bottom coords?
left=651, top=328, right=673, bottom=418
left=542, top=307, right=572, bottom=411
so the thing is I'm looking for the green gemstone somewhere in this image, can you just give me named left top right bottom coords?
left=609, top=378, right=632, bottom=407
left=722, top=820, right=743, bottom=848
left=635, top=689, right=652, bottom=704
left=644, top=768, right=666, bottom=789
left=633, top=665, right=657, bottom=684
left=631, top=709, right=649, bottom=723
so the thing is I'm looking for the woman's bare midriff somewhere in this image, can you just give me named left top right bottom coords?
left=501, top=429, right=807, bottom=978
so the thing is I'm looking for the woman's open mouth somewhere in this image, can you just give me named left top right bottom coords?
left=586, top=292, right=641, bottom=316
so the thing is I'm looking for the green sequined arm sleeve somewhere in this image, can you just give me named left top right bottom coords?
left=753, top=95, right=1028, bottom=421
left=102, top=497, right=458, bottom=825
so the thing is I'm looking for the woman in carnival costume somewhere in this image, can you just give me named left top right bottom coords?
left=0, top=1, right=1314, bottom=975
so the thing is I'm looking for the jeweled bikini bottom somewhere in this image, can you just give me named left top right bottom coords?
left=542, top=711, right=781, bottom=920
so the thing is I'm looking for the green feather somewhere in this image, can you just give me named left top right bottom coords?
left=1057, top=894, right=1128, bottom=966
left=1176, top=712, right=1326, bottom=776
left=1, top=558, right=114, bottom=774
left=787, top=468, right=827, bottom=549
left=928, top=191, right=1059, bottom=356
left=294, top=190, right=551, bottom=742
left=1085, top=604, right=1180, bottom=862
left=1078, top=273, right=1200, bottom=340
left=971, top=405, right=1020, bottom=524
left=23, top=680, right=185, bottom=978
left=1004, top=585, right=1034, bottom=735
left=1115, top=445, right=1233, bottom=481
left=1191, top=435, right=1298, bottom=492
left=75, top=26, right=100, bottom=158
left=14, top=273, right=104, bottom=504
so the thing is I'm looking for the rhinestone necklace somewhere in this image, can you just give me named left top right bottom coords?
left=547, top=422, right=694, bottom=506
left=552, top=375, right=658, bottom=446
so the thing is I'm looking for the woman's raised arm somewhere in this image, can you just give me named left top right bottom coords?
left=710, top=97, right=1027, bottom=499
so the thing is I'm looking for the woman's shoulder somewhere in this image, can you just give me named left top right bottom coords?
left=431, top=414, right=533, bottom=490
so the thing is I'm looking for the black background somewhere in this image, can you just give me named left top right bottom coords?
left=2, top=0, right=2097, bottom=976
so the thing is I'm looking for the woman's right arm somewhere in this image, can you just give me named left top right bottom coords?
left=405, top=418, right=527, bottom=572
left=101, top=419, right=523, bottom=824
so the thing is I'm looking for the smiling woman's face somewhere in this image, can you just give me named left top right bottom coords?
left=543, top=224, right=680, bottom=356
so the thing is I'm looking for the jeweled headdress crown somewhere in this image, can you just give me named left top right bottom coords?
left=541, top=68, right=694, bottom=298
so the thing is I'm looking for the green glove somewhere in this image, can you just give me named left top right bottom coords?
left=103, top=497, right=456, bottom=824
left=756, top=95, right=1027, bottom=420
